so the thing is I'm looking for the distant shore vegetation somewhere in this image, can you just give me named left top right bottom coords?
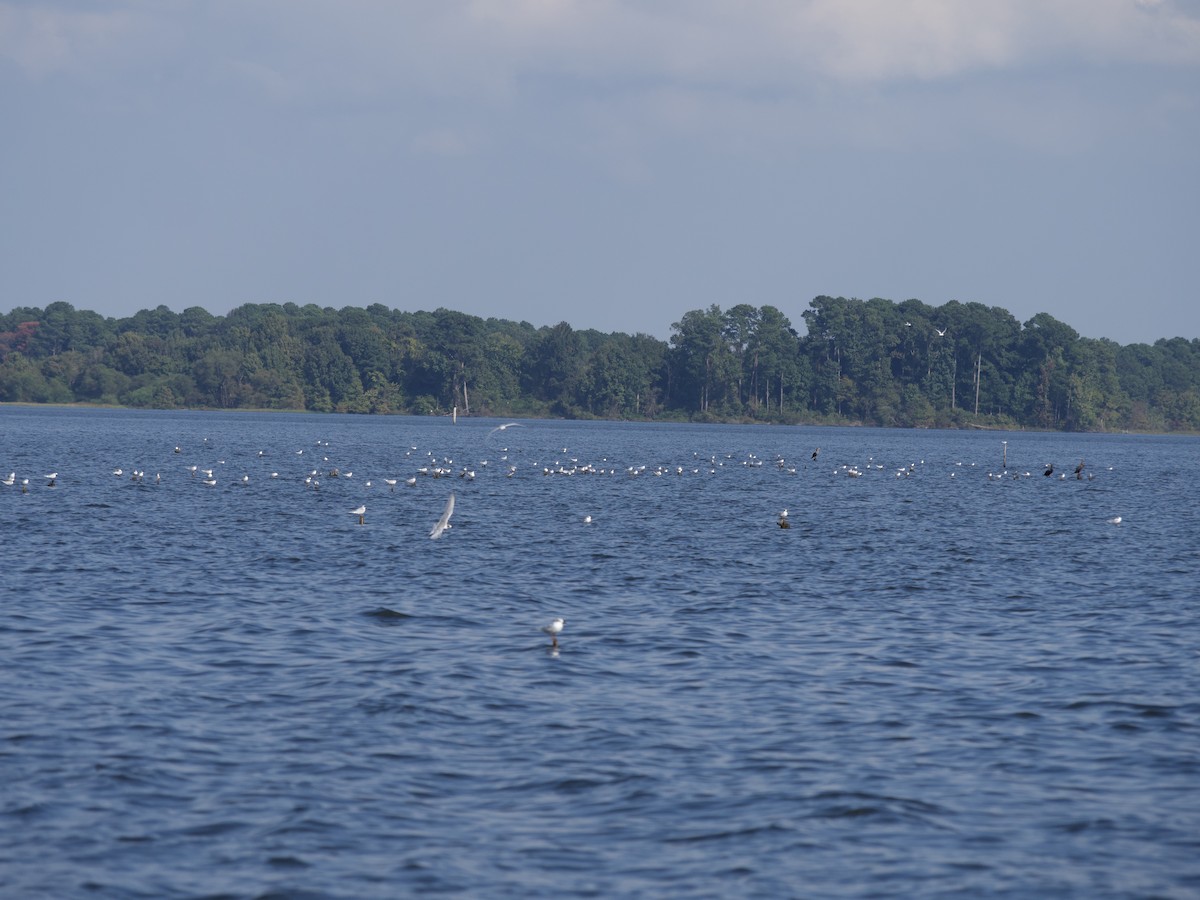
left=2, top=297, right=1198, bottom=432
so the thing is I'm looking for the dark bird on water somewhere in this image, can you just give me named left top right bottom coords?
left=811, top=448, right=820, bottom=461
left=1044, top=463, right=1054, bottom=477
left=1075, top=459, right=1085, bottom=479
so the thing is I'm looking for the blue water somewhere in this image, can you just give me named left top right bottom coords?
left=2, top=406, right=1198, bottom=898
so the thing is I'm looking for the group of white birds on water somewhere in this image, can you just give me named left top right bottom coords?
left=2, top=428, right=1125, bottom=644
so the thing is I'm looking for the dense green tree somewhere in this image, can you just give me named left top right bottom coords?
left=1, top=296, right=1195, bottom=432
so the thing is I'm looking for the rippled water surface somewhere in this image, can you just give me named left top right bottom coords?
left=2, top=407, right=1198, bottom=898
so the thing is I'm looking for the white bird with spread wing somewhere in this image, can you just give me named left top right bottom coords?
left=429, top=492, right=455, bottom=539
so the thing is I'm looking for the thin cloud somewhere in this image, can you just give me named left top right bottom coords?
left=5, top=1, right=1198, bottom=89
left=0, top=3, right=163, bottom=78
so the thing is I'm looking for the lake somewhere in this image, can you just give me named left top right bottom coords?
left=1, top=406, right=1197, bottom=898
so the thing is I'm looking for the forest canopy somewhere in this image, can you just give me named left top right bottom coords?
left=2, top=297, right=1198, bottom=432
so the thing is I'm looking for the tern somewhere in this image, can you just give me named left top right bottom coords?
left=429, top=493, right=455, bottom=540
left=487, top=422, right=523, bottom=437
left=542, top=617, right=565, bottom=648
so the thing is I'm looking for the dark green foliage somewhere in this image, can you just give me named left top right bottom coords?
left=1, top=298, right=1196, bottom=431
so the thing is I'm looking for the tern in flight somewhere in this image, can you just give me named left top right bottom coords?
left=429, top=493, right=455, bottom=539
left=487, top=422, right=524, bottom=438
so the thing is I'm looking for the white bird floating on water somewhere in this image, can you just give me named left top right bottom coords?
left=429, top=492, right=455, bottom=539
left=1107, top=516, right=1122, bottom=525
left=351, top=505, right=366, bottom=526
left=2, top=473, right=14, bottom=487
left=542, top=617, right=565, bottom=648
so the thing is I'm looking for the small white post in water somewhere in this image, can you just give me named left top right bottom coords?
left=1002, top=440, right=1008, bottom=470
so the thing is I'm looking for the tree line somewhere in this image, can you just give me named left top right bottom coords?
left=1, top=297, right=1197, bottom=431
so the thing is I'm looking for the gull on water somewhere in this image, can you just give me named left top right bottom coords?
left=542, top=617, right=565, bottom=648
left=351, top=505, right=366, bottom=526
left=429, top=493, right=455, bottom=540
left=1107, top=516, right=1122, bottom=525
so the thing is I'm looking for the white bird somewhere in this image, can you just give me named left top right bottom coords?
left=583, top=515, right=592, bottom=524
left=1107, top=516, right=1122, bottom=525
left=351, top=505, right=366, bottom=525
left=935, top=327, right=947, bottom=337
left=2, top=473, right=14, bottom=486
left=487, top=422, right=523, bottom=437
left=384, top=478, right=397, bottom=491
left=429, top=493, right=455, bottom=539
left=542, top=617, right=565, bottom=647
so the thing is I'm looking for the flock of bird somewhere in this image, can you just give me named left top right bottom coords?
left=1, top=427, right=1124, bottom=645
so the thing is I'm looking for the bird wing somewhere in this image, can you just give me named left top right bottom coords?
left=429, top=492, right=456, bottom=539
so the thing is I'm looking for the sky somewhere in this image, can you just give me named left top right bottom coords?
left=2, top=1, right=1198, bottom=346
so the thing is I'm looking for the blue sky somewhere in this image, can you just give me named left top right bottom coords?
left=2, top=1, right=1198, bottom=345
